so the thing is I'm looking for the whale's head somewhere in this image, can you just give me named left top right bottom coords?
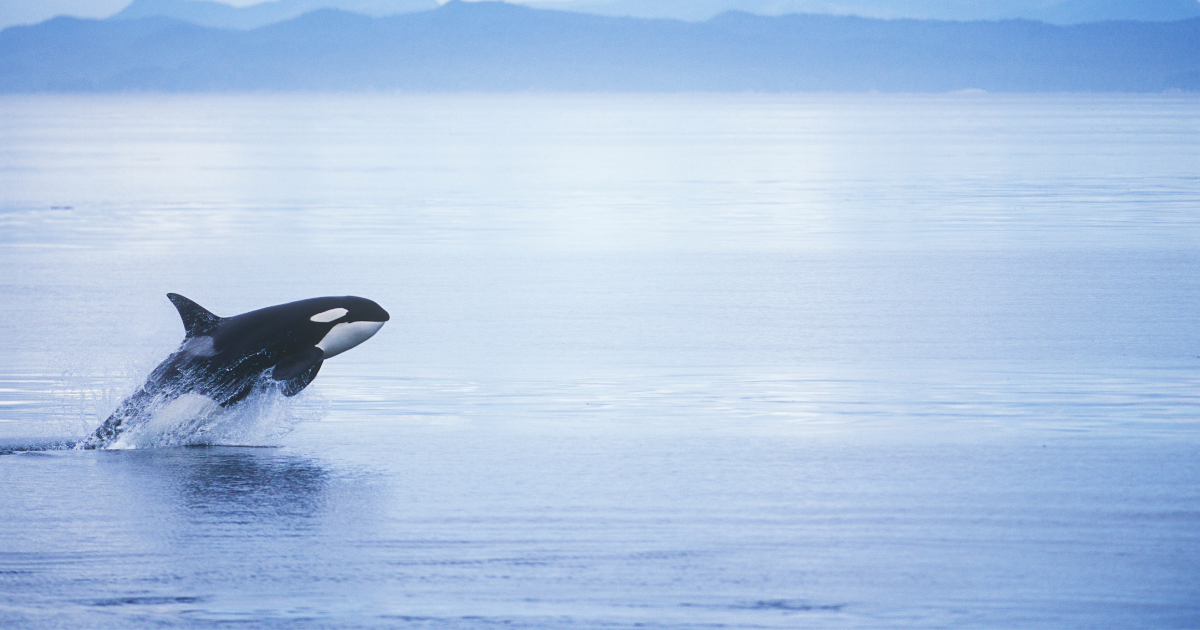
left=308, top=296, right=390, bottom=359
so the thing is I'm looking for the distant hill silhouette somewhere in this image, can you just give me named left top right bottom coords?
left=1, top=1, right=1197, bottom=92
left=111, top=0, right=437, bottom=30
left=526, top=0, right=1200, bottom=24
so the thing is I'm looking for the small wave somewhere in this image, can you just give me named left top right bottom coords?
left=681, top=598, right=846, bottom=613
left=86, top=595, right=205, bottom=607
left=738, top=599, right=845, bottom=612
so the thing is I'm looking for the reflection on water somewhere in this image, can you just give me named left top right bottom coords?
left=4, top=422, right=1197, bottom=629
left=0, top=446, right=342, bottom=628
left=0, top=94, right=1198, bottom=628
left=147, top=447, right=329, bottom=522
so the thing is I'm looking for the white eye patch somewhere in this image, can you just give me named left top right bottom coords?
left=310, top=308, right=348, bottom=323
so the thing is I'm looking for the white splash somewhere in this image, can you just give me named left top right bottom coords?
left=95, top=376, right=328, bottom=450
left=107, top=392, right=223, bottom=449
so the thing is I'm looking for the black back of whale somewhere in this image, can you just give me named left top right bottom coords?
left=167, top=293, right=389, bottom=389
left=81, top=293, right=389, bottom=448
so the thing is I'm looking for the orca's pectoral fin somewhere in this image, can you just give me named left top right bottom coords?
left=280, top=360, right=322, bottom=397
left=272, top=347, right=325, bottom=396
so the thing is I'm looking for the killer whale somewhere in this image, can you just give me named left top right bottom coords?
left=79, top=293, right=389, bottom=449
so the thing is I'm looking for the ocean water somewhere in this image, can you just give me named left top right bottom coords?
left=0, top=93, right=1198, bottom=628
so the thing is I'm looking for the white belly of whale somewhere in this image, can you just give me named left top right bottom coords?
left=317, top=320, right=385, bottom=358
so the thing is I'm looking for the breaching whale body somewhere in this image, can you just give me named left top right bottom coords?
left=79, top=293, right=389, bottom=449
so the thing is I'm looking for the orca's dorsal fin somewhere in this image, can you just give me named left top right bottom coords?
left=167, top=293, right=221, bottom=338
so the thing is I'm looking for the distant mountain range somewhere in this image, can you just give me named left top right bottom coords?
left=111, top=0, right=437, bottom=30
left=105, top=0, right=1200, bottom=28
left=1, top=0, right=1197, bottom=92
left=532, top=0, right=1200, bottom=24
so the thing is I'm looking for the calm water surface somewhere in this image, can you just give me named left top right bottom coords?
left=1, top=94, right=1198, bottom=628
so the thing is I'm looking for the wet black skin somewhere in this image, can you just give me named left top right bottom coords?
left=80, top=294, right=389, bottom=448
